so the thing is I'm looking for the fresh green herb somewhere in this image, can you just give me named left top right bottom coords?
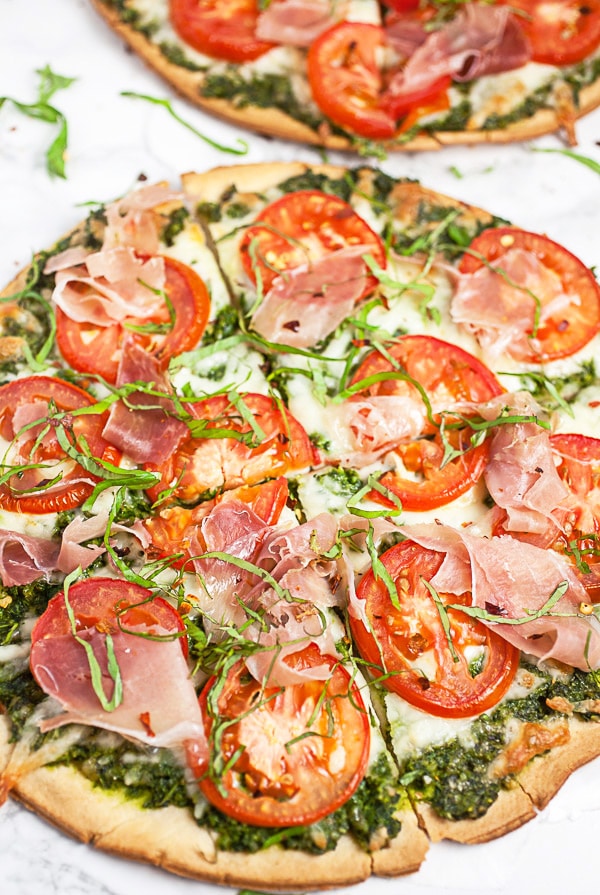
left=121, top=92, right=249, bottom=155
left=0, top=65, right=76, bottom=177
left=532, top=147, right=600, bottom=176
left=62, top=569, right=123, bottom=712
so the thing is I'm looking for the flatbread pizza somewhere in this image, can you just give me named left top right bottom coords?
left=1, top=161, right=600, bottom=891
left=89, top=0, right=600, bottom=151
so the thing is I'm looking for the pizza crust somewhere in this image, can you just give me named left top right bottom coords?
left=517, top=717, right=600, bottom=811
left=413, top=785, right=536, bottom=845
left=89, top=0, right=600, bottom=150
left=3, top=727, right=428, bottom=890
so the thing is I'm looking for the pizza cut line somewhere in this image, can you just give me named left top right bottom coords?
left=89, top=0, right=600, bottom=151
left=1, top=162, right=600, bottom=890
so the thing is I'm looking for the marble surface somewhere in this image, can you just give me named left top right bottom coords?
left=2, top=0, right=600, bottom=893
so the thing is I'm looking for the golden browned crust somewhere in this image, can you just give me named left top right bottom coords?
left=89, top=0, right=600, bottom=151
left=6, top=752, right=431, bottom=890
left=517, top=717, right=600, bottom=811
left=371, top=809, right=429, bottom=876
left=413, top=785, right=536, bottom=845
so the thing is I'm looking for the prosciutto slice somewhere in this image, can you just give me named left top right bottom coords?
left=451, top=247, right=573, bottom=361
left=45, top=183, right=181, bottom=328
left=256, top=0, right=339, bottom=46
left=480, top=392, right=568, bottom=535
left=328, top=394, right=427, bottom=465
left=0, top=530, right=61, bottom=586
left=102, top=338, right=189, bottom=464
left=32, top=621, right=207, bottom=753
left=192, top=503, right=343, bottom=684
left=383, top=4, right=531, bottom=111
left=403, top=522, right=600, bottom=670
left=50, top=248, right=166, bottom=327
left=250, top=245, right=372, bottom=348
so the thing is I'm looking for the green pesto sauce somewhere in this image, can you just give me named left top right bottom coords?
left=56, top=737, right=191, bottom=810
left=52, top=741, right=402, bottom=854
left=200, top=753, right=403, bottom=854
left=277, top=171, right=356, bottom=203
left=199, top=69, right=324, bottom=133
left=201, top=305, right=241, bottom=345
left=391, top=199, right=508, bottom=260
left=161, top=206, right=190, bottom=247
left=401, top=662, right=600, bottom=821
left=159, top=41, right=205, bottom=72
left=100, top=0, right=158, bottom=37
left=314, top=467, right=363, bottom=500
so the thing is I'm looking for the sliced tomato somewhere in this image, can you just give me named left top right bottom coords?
left=144, top=476, right=289, bottom=569
left=31, top=577, right=187, bottom=659
left=56, top=256, right=210, bottom=384
left=350, top=335, right=503, bottom=510
left=350, top=541, right=520, bottom=718
left=459, top=227, right=600, bottom=363
left=307, top=23, right=397, bottom=140
left=239, top=189, right=387, bottom=299
left=169, top=0, right=274, bottom=61
left=0, top=376, right=121, bottom=514
left=381, top=74, right=451, bottom=120
left=146, top=393, right=317, bottom=506
left=382, top=0, right=421, bottom=10
left=499, top=0, right=600, bottom=65
left=189, top=646, right=370, bottom=826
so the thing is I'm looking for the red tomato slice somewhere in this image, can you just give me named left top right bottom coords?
left=31, top=578, right=187, bottom=659
left=381, top=75, right=451, bottom=120
left=499, top=0, right=600, bottom=64
left=56, top=256, right=211, bottom=384
left=0, top=376, right=121, bottom=514
left=350, top=541, right=520, bottom=718
left=169, top=0, right=274, bottom=61
left=189, top=646, right=370, bottom=826
left=351, top=335, right=503, bottom=510
left=145, top=476, right=289, bottom=569
left=382, top=0, right=421, bottom=10
left=239, top=189, right=387, bottom=300
left=307, top=23, right=398, bottom=140
left=459, top=227, right=600, bottom=363
left=146, top=393, right=317, bottom=506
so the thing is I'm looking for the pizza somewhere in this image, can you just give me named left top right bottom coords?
left=1, top=161, right=600, bottom=892
left=88, top=0, right=600, bottom=152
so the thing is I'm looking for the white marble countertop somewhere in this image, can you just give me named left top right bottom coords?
left=2, top=1, right=600, bottom=893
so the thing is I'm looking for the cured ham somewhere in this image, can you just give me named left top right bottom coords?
left=256, top=0, right=339, bottom=46
left=250, top=245, right=372, bottom=348
left=383, top=4, right=531, bottom=113
left=480, top=392, right=568, bottom=534
left=403, top=522, right=600, bottom=670
left=30, top=580, right=207, bottom=757
left=102, top=338, right=189, bottom=464
left=46, top=183, right=182, bottom=329
left=191, top=502, right=342, bottom=684
left=0, top=530, right=61, bottom=586
left=50, top=248, right=166, bottom=327
left=326, top=394, right=427, bottom=466
left=451, top=247, right=574, bottom=361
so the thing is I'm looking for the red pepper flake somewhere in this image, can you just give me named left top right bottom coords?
left=140, top=711, right=155, bottom=737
